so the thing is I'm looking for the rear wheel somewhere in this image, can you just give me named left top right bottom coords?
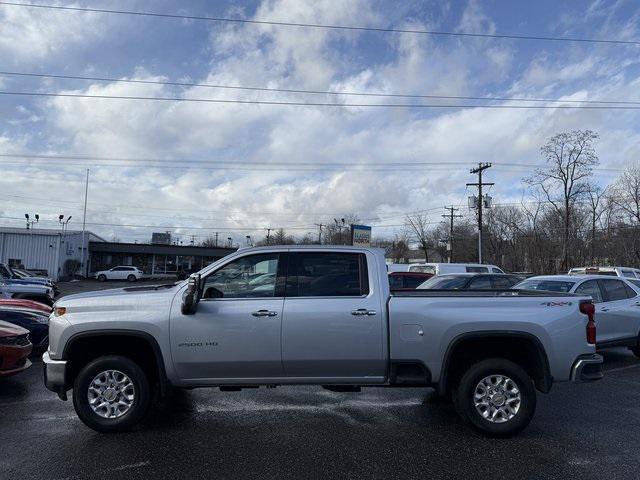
left=73, top=355, right=151, bottom=433
left=127, top=274, right=137, bottom=282
left=97, top=274, right=107, bottom=282
left=631, top=345, right=640, bottom=358
left=453, top=358, right=536, bottom=437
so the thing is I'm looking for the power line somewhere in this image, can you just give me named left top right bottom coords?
left=1, top=2, right=638, bottom=46
left=2, top=71, right=639, bottom=105
left=2, top=90, right=640, bottom=109
left=0, top=153, right=624, bottom=172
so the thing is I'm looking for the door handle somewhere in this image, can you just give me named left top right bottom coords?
left=252, top=309, right=278, bottom=317
left=351, top=309, right=377, bottom=316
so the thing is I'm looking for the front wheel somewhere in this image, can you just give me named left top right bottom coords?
left=72, top=355, right=151, bottom=433
left=630, top=345, right=640, bottom=359
left=453, top=358, right=536, bottom=437
left=97, top=274, right=106, bottom=282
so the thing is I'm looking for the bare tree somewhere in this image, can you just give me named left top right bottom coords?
left=585, top=183, right=607, bottom=264
left=525, top=130, right=599, bottom=271
left=610, top=163, right=640, bottom=223
left=404, top=213, right=432, bottom=262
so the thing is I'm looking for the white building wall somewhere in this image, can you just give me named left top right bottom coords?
left=0, top=231, right=61, bottom=278
left=0, top=230, right=92, bottom=280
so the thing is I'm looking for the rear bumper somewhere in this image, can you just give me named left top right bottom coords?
left=42, top=351, right=68, bottom=400
left=570, top=353, right=604, bottom=383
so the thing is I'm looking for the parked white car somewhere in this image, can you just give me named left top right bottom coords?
left=406, top=262, right=505, bottom=275
left=514, top=275, right=640, bottom=356
left=568, top=266, right=640, bottom=279
left=94, top=266, right=144, bottom=282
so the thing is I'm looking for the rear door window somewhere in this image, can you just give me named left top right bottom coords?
left=599, top=280, right=634, bottom=302
left=492, top=276, right=516, bottom=289
left=468, top=276, right=492, bottom=289
left=621, top=270, right=636, bottom=278
left=287, top=253, right=368, bottom=297
left=388, top=275, right=404, bottom=290
left=404, top=276, right=428, bottom=289
left=575, top=280, right=604, bottom=303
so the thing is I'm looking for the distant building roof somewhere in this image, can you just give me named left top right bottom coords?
left=89, top=241, right=236, bottom=257
left=0, top=226, right=106, bottom=242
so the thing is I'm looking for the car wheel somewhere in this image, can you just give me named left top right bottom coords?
left=127, top=274, right=137, bottom=282
left=630, top=345, right=640, bottom=358
left=98, top=274, right=107, bottom=282
left=72, top=355, right=151, bottom=433
left=453, top=358, right=536, bottom=437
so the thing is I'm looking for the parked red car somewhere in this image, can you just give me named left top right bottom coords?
left=0, top=319, right=32, bottom=377
left=388, top=272, right=433, bottom=291
left=0, top=298, right=52, bottom=314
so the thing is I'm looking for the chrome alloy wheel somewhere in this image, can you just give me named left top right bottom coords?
left=473, top=374, right=521, bottom=423
left=87, top=370, right=135, bottom=419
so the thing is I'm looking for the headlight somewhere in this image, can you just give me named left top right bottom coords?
left=35, top=315, right=50, bottom=325
left=54, top=306, right=66, bottom=317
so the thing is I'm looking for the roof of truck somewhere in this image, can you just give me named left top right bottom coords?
left=238, top=245, right=385, bottom=252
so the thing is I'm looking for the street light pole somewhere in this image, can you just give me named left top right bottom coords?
left=81, top=169, right=89, bottom=277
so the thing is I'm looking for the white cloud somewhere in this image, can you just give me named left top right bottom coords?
left=0, top=0, right=639, bottom=243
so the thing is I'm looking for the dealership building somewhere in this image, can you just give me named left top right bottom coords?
left=0, top=227, right=236, bottom=280
left=89, top=241, right=236, bottom=276
left=0, top=227, right=105, bottom=280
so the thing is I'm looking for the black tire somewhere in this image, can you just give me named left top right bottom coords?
left=631, top=345, right=640, bottom=358
left=127, top=274, right=137, bottom=282
left=98, top=274, right=107, bottom=282
left=72, top=355, right=151, bottom=433
left=453, top=358, right=536, bottom=437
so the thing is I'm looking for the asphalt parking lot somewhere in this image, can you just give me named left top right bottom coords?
left=1, top=281, right=640, bottom=480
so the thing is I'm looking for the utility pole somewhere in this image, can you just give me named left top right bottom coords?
left=214, top=232, right=219, bottom=247
left=442, top=206, right=463, bottom=263
left=467, top=163, right=493, bottom=264
left=314, top=223, right=325, bottom=244
left=81, top=169, right=89, bottom=277
left=265, top=228, right=272, bottom=245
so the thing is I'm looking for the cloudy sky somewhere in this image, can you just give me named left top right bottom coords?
left=0, top=0, right=639, bottom=244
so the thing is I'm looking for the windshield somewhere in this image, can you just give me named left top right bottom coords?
left=417, top=275, right=469, bottom=290
left=514, top=279, right=576, bottom=292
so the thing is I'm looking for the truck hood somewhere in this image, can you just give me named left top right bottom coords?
left=58, top=283, right=180, bottom=304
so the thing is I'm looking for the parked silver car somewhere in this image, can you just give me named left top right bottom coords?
left=514, top=275, right=640, bottom=357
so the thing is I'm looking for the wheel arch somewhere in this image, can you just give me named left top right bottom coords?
left=62, top=329, right=169, bottom=394
left=438, top=331, right=552, bottom=396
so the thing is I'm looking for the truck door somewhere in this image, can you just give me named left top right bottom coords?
left=170, top=252, right=285, bottom=381
left=281, top=251, right=385, bottom=382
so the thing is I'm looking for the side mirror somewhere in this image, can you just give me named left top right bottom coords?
left=181, top=273, right=201, bottom=315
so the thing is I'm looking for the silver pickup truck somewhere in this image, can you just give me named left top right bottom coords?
left=44, top=246, right=603, bottom=436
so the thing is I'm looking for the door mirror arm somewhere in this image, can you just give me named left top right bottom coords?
left=181, top=273, right=202, bottom=315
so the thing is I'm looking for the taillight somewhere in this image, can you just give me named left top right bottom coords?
left=580, top=301, right=596, bottom=344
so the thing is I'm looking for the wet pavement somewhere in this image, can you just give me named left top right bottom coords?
left=1, top=348, right=639, bottom=480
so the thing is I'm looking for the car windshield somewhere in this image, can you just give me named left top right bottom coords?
left=514, top=279, right=576, bottom=292
left=417, top=275, right=469, bottom=289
